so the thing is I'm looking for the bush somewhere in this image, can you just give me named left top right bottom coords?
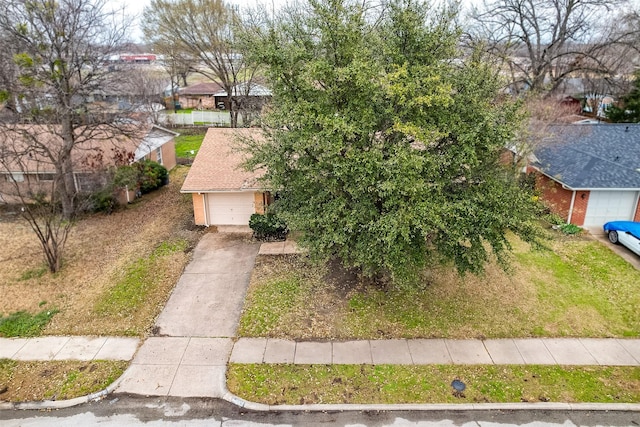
left=137, top=160, right=168, bottom=194
left=559, top=223, right=582, bottom=235
left=249, top=212, right=288, bottom=241
left=89, top=188, right=117, bottom=214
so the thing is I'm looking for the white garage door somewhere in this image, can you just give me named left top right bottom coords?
left=206, top=192, right=255, bottom=225
left=583, top=191, right=638, bottom=227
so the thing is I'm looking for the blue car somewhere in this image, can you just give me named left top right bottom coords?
left=603, top=221, right=640, bottom=256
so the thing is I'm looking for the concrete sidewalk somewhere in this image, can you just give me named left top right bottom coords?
left=0, top=336, right=139, bottom=361
left=230, top=337, right=640, bottom=366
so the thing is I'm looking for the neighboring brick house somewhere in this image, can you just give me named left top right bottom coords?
left=180, top=128, right=268, bottom=226
left=528, top=124, right=640, bottom=227
left=177, top=82, right=225, bottom=110
left=0, top=124, right=178, bottom=204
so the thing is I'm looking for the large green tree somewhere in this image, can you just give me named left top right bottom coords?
left=244, top=0, right=543, bottom=283
left=607, top=70, right=640, bottom=123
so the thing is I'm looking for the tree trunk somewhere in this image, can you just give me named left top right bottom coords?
left=59, top=119, right=77, bottom=220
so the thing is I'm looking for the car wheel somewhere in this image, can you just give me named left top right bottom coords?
left=608, top=230, right=619, bottom=244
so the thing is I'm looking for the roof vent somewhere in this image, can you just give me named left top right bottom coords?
left=626, top=126, right=629, bottom=132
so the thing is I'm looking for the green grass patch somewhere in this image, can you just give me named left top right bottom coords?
left=94, top=239, right=188, bottom=317
left=175, top=134, right=205, bottom=159
left=227, top=364, right=640, bottom=405
left=18, top=266, right=48, bottom=281
left=238, top=274, right=304, bottom=336
left=0, top=308, right=59, bottom=337
left=240, top=238, right=640, bottom=339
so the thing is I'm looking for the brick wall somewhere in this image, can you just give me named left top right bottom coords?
left=534, top=171, right=590, bottom=225
left=635, top=200, right=640, bottom=222
left=535, top=173, right=572, bottom=221
left=570, top=191, right=590, bottom=226
left=160, top=139, right=177, bottom=171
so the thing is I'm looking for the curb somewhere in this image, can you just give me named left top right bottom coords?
left=3, top=373, right=640, bottom=413
left=222, top=392, right=640, bottom=412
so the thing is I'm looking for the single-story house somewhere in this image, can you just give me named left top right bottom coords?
left=0, top=124, right=178, bottom=203
left=528, top=123, right=640, bottom=227
left=181, top=128, right=268, bottom=226
left=212, top=82, right=272, bottom=111
left=178, top=82, right=225, bottom=110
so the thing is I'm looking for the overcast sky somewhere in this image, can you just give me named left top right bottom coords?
left=118, top=0, right=481, bottom=43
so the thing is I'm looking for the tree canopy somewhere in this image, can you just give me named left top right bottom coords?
left=607, top=70, right=640, bottom=123
left=468, top=0, right=640, bottom=95
left=243, top=0, right=543, bottom=284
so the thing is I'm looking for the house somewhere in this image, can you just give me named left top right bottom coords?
left=0, top=124, right=178, bottom=204
left=177, top=82, right=225, bottom=109
left=181, top=128, right=268, bottom=226
left=528, top=124, right=640, bottom=227
left=212, top=82, right=272, bottom=111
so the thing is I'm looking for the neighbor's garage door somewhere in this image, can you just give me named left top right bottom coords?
left=583, top=191, right=638, bottom=227
left=206, top=192, right=255, bottom=225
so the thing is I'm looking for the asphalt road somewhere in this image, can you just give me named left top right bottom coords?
left=1, top=396, right=639, bottom=426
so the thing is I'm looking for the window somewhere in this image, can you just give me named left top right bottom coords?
left=38, top=173, right=55, bottom=182
left=5, top=172, right=24, bottom=183
left=74, top=172, right=107, bottom=192
left=155, top=147, right=163, bottom=165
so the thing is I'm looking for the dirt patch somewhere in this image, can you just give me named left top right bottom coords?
left=0, top=359, right=126, bottom=402
left=0, top=166, right=205, bottom=336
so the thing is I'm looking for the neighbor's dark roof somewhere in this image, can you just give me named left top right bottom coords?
left=533, top=124, right=640, bottom=189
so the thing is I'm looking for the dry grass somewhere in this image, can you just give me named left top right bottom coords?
left=0, top=166, right=204, bottom=336
left=0, top=359, right=126, bottom=402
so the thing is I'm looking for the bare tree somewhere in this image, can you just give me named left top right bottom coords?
left=0, top=0, right=136, bottom=272
left=0, top=0, right=132, bottom=218
left=142, top=0, right=259, bottom=127
left=468, top=0, right=640, bottom=95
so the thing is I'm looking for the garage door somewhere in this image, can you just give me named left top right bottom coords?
left=206, top=192, right=255, bottom=225
left=583, top=191, right=638, bottom=227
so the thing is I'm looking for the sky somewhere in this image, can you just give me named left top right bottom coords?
left=117, top=0, right=290, bottom=42
left=118, top=0, right=479, bottom=43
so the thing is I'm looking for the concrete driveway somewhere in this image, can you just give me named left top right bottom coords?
left=115, top=232, right=260, bottom=397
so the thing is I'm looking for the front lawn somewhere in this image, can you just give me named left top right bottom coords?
left=0, top=166, right=203, bottom=337
left=238, top=235, right=640, bottom=339
left=228, top=364, right=640, bottom=405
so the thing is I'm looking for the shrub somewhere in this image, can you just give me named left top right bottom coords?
left=89, top=188, right=117, bottom=214
left=137, top=160, right=168, bottom=194
left=249, top=212, right=288, bottom=241
left=559, top=223, right=582, bottom=235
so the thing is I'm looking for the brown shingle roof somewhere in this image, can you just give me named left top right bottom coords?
left=178, top=82, right=224, bottom=96
left=0, top=124, right=148, bottom=173
left=181, top=128, right=263, bottom=192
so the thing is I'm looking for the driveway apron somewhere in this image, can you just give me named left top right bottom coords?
left=115, top=232, right=259, bottom=398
